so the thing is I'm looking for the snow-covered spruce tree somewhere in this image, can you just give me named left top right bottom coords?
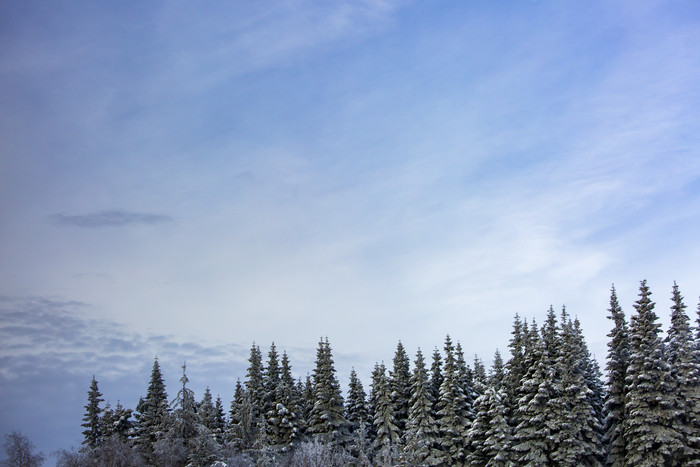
left=165, top=362, right=205, bottom=464
left=214, top=395, right=227, bottom=444
left=473, top=355, right=487, bottom=394
left=307, top=338, right=348, bottom=445
left=245, top=343, right=264, bottom=432
left=603, top=284, right=629, bottom=466
left=436, top=335, right=470, bottom=465
left=346, top=368, right=372, bottom=461
left=504, top=314, right=528, bottom=427
left=100, top=402, right=116, bottom=440
left=429, top=348, right=443, bottom=424
left=549, top=313, right=603, bottom=466
left=489, top=350, right=506, bottom=391
left=134, top=357, right=170, bottom=463
left=300, top=375, right=314, bottom=437
left=81, top=375, right=104, bottom=449
left=346, top=368, right=371, bottom=435
left=199, top=387, right=217, bottom=434
left=268, top=349, right=301, bottom=451
left=454, top=342, right=478, bottom=422
left=100, top=401, right=134, bottom=442
left=572, top=317, right=606, bottom=434
left=263, top=342, right=284, bottom=449
left=467, top=386, right=514, bottom=466
left=372, top=362, right=400, bottom=460
left=665, top=283, right=700, bottom=464
left=368, top=362, right=384, bottom=443
left=512, top=313, right=561, bottom=465
left=399, top=348, right=440, bottom=466
left=227, top=379, right=255, bottom=452
left=624, top=280, right=684, bottom=466
left=390, top=341, right=412, bottom=442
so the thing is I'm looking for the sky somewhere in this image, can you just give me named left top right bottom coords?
left=1, top=0, right=700, bottom=460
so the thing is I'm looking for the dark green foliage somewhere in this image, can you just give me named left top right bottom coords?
left=665, top=283, right=700, bottom=464
left=135, top=357, right=170, bottom=463
left=467, top=387, right=513, bottom=466
left=372, top=363, right=399, bottom=451
left=624, top=280, right=684, bottom=466
left=100, top=401, right=134, bottom=441
left=245, top=343, right=264, bottom=429
left=512, top=319, right=557, bottom=465
left=82, top=376, right=104, bottom=449
left=169, top=363, right=200, bottom=455
left=436, top=335, right=469, bottom=465
left=228, top=379, right=256, bottom=452
left=308, top=338, right=348, bottom=444
left=213, top=395, right=226, bottom=443
left=267, top=349, right=301, bottom=450
left=603, top=285, right=629, bottom=466
left=346, top=369, right=370, bottom=434
left=198, top=387, right=217, bottom=433
left=400, top=349, right=440, bottom=466
left=489, top=350, right=505, bottom=391
left=550, top=312, right=603, bottom=465
left=390, top=341, right=412, bottom=441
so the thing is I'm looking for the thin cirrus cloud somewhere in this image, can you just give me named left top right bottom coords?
left=50, top=210, right=173, bottom=228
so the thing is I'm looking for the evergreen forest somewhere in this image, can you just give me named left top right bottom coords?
left=49, top=281, right=700, bottom=466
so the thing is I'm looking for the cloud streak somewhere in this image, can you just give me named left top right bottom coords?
left=50, top=210, right=173, bottom=228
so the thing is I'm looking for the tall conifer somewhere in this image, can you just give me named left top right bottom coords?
left=400, top=349, right=440, bottom=465
left=665, top=283, right=700, bottom=464
left=624, top=280, right=683, bottom=466
left=603, top=285, right=629, bottom=466
left=81, top=376, right=104, bottom=449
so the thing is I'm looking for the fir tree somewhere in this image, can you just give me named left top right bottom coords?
left=100, top=401, right=134, bottom=442
left=308, top=338, right=348, bottom=444
left=467, top=387, right=513, bottom=466
left=489, top=350, right=506, bottom=391
left=372, top=362, right=400, bottom=459
left=245, top=343, right=264, bottom=430
left=170, top=362, right=200, bottom=456
left=81, top=376, right=104, bottom=449
left=401, top=348, right=440, bottom=466
left=504, top=315, right=527, bottom=427
left=209, top=395, right=225, bottom=445
left=263, top=342, right=284, bottom=448
left=228, top=379, right=255, bottom=451
left=665, top=283, right=700, bottom=464
left=269, top=349, right=300, bottom=450
left=300, top=375, right=314, bottom=437
left=429, top=348, right=443, bottom=423
left=473, top=355, right=487, bottom=393
left=436, top=335, right=469, bottom=465
left=199, top=387, right=217, bottom=433
left=454, top=342, right=477, bottom=425
left=512, top=315, right=559, bottom=465
left=346, top=368, right=372, bottom=461
left=135, top=357, right=170, bottom=463
left=624, top=280, right=684, bottom=466
left=390, top=341, right=412, bottom=442
left=603, top=284, right=629, bottom=466
left=550, top=313, right=603, bottom=465
left=346, top=369, right=371, bottom=434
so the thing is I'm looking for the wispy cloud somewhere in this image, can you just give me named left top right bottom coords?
left=50, top=210, right=173, bottom=228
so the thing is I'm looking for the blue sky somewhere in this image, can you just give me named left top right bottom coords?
left=2, top=0, right=700, bottom=459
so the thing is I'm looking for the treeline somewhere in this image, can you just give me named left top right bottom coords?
left=62, top=280, right=700, bottom=466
